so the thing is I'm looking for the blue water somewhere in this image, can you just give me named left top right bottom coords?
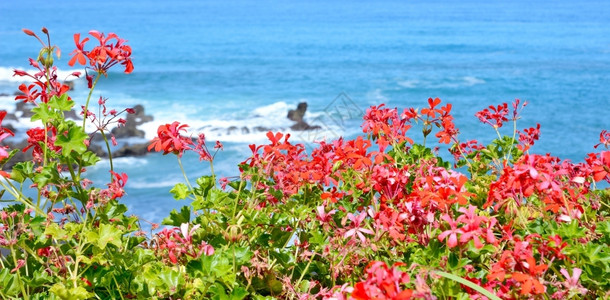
left=1, top=0, right=609, bottom=222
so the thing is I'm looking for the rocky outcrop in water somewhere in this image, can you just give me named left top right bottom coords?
left=287, top=102, right=321, bottom=131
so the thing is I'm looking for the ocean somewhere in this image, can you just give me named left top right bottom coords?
left=1, top=0, right=609, bottom=222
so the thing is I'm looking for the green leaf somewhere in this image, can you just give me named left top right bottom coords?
left=55, top=122, right=88, bottom=155
left=48, top=94, right=74, bottom=112
left=170, top=183, right=190, bottom=200
left=86, top=223, right=123, bottom=250
left=162, top=205, right=191, bottom=226
left=24, top=269, right=54, bottom=288
left=9, top=161, right=34, bottom=183
left=33, top=163, right=60, bottom=187
left=195, top=175, right=215, bottom=197
left=0, top=269, right=21, bottom=296
left=434, top=270, right=502, bottom=300
left=49, top=282, right=93, bottom=300
left=70, top=150, right=100, bottom=167
left=209, top=284, right=229, bottom=300
left=31, top=102, right=58, bottom=123
left=0, top=149, right=20, bottom=165
left=45, top=222, right=68, bottom=239
left=157, top=268, right=183, bottom=293
left=229, top=287, right=248, bottom=300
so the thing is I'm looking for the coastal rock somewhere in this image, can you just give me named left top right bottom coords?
left=16, top=101, right=35, bottom=118
left=113, top=143, right=149, bottom=158
left=253, top=126, right=271, bottom=132
left=111, top=104, right=153, bottom=138
left=290, top=121, right=321, bottom=131
left=64, top=80, right=75, bottom=91
left=287, top=102, right=308, bottom=122
left=286, top=102, right=321, bottom=131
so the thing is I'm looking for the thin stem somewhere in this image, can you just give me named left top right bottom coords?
left=0, top=179, right=45, bottom=217
left=177, top=157, right=193, bottom=190
left=232, top=180, right=245, bottom=219
left=43, top=123, right=48, bottom=167
left=82, top=74, right=102, bottom=129
left=100, top=130, right=114, bottom=174
left=9, top=244, right=29, bottom=300
left=505, top=119, right=518, bottom=162
left=209, top=160, right=216, bottom=188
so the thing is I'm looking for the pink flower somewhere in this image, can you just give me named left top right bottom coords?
left=316, top=205, right=336, bottom=224
left=438, top=214, right=463, bottom=248
left=344, top=213, right=374, bottom=243
left=558, top=267, right=587, bottom=296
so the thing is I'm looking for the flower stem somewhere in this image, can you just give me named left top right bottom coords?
left=177, top=157, right=193, bottom=190
left=100, top=130, right=114, bottom=175
left=82, top=74, right=101, bottom=130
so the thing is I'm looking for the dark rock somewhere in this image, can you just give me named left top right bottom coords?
left=287, top=102, right=308, bottom=122
left=64, top=109, right=80, bottom=121
left=89, top=143, right=107, bottom=158
left=227, top=126, right=238, bottom=135
left=111, top=125, right=145, bottom=139
left=16, top=101, right=35, bottom=118
left=2, top=140, right=29, bottom=170
left=241, top=127, right=250, bottom=134
left=290, top=121, right=321, bottom=131
left=3, top=124, right=16, bottom=134
left=113, top=143, right=149, bottom=158
left=64, top=80, right=75, bottom=91
left=0, top=103, right=156, bottom=171
left=111, top=104, right=152, bottom=139
left=0, top=93, right=9, bottom=97
left=253, top=126, right=271, bottom=132
left=287, top=102, right=321, bottom=131
left=3, top=113, right=18, bottom=122
left=131, top=104, right=154, bottom=125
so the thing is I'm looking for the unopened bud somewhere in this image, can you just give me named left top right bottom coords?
left=38, top=48, right=54, bottom=68
left=22, top=28, right=36, bottom=36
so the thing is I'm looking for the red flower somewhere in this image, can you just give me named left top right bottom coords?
left=518, top=123, right=541, bottom=151
left=591, top=151, right=610, bottom=182
left=22, top=126, right=61, bottom=163
left=69, top=30, right=133, bottom=74
left=68, top=33, right=89, bottom=66
left=594, top=130, right=610, bottom=149
left=15, top=83, right=40, bottom=103
left=108, top=171, right=128, bottom=199
left=475, top=102, right=509, bottom=129
left=351, top=261, right=412, bottom=300
left=148, top=122, right=194, bottom=157
left=0, top=111, right=15, bottom=161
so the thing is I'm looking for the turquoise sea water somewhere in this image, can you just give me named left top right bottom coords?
left=1, top=0, right=609, bottom=221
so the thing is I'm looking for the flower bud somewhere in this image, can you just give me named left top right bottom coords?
left=224, top=224, right=243, bottom=243
left=38, top=48, right=54, bottom=68
left=22, top=28, right=36, bottom=36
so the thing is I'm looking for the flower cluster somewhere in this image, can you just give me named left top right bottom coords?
left=69, top=30, right=133, bottom=75
left=152, top=223, right=214, bottom=264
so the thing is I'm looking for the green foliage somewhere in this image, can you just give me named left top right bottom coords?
left=1, top=28, right=608, bottom=299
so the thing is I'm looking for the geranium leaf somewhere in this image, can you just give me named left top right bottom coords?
left=55, top=122, right=88, bottom=155
left=170, top=183, right=190, bottom=200
left=162, top=206, right=191, bottom=226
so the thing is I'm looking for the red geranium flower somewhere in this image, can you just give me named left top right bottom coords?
left=148, top=122, right=194, bottom=157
